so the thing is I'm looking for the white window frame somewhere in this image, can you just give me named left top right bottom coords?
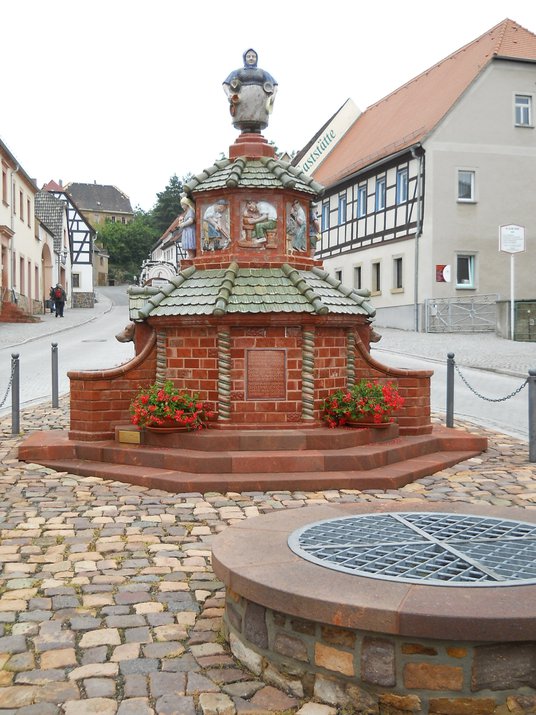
left=457, top=170, right=475, bottom=202
left=392, top=256, right=403, bottom=292
left=396, top=168, right=408, bottom=205
left=371, top=261, right=381, bottom=294
left=456, top=254, right=476, bottom=289
left=375, top=177, right=386, bottom=211
left=321, top=201, right=330, bottom=232
left=337, top=194, right=347, bottom=225
left=357, top=184, right=367, bottom=218
left=515, top=94, right=532, bottom=127
left=334, top=268, right=343, bottom=283
left=353, top=264, right=362, bottom=291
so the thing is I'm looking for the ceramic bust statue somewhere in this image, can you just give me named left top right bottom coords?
left=223, top=49, right=278, bottom=133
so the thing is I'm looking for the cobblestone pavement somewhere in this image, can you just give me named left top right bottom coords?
left=0, top=403, right=535, bottom=714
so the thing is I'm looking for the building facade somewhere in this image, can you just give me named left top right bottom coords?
left=307, top=19, right=536, bottom=336
left=1, top=138, right=55, bottom=316
left=43, top=182, right=96, bottom=307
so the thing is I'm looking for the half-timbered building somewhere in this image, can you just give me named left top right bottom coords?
left=43, top=181, right=95, bottom=307
left=303, top=19, right=536, bottom=336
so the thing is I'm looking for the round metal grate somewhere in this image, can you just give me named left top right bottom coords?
left=287, top=512, right=536, bottom=587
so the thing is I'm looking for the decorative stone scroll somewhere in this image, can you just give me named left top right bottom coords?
left=246, top=349, right=286, bottom=400
left=217, top=329, right=232, bottom=420
left=346, top=329, right=356, bottom=389
left=301, top=329, right=315, bottom=420
left=155, top=330, right=167, bottom=386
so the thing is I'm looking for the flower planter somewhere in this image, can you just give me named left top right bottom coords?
left=129, top=380, right=212, bottom=432
left=346, top=420, right=392, bottom=429
left=144, top=422, right=190, bottom=433
left=322, top=379, right=405, bottom=429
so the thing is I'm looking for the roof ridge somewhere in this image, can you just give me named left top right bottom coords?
left=226, top=159, right=246, bottom=188
left=138, top=265, right=197, bottom=319
left=281, top=263, right=328, bottom=315
left=213, top=262, right=240, bottom=316
left=311, top=267, right=376, bottom=317
left=366, top=21, right=507, bottom=114
left=492, top=18, right=511, bottom=55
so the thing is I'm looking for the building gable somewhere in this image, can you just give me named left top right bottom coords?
left=313, top=19, right=536, bottom=187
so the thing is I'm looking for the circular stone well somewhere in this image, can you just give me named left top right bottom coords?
left=212, top=502, right=536, bottom=710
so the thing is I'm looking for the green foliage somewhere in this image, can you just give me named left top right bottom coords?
left=97, top=173, right=194, bottom=280
left=150, top=174, right=186, bottom=234
left=97, top=209, right=159, bottom=282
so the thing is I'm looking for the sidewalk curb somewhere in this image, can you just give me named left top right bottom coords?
left=373, top=347, right=528, bottom=379
left=1, top=291, right=114, bottom=351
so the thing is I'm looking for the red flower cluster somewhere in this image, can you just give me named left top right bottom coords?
left=130, top=380, right=213, bottom=430
left=322, top=379, right=405, bottom=428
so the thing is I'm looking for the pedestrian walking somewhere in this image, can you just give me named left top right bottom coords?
left=48, top=286, right=56, bottom=313
left=52, top=283, right=66, bottom=317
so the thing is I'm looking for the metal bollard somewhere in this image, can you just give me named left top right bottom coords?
left=11, top=353, right=20, bottom=435
left=51, top=342, right=59, bottom=409
left=446, top=352, right=455, bottom=428
left=529, top=369, right=536, bottom=463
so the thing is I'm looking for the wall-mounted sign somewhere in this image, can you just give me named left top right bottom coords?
left=296, top=99, right=361, bottom=175
left=435, top=264, right=451, bottom=282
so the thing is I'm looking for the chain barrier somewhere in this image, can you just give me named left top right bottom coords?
left=453, top=359, right=528, bottom=402
left=0, top=360, right=15, bottom=409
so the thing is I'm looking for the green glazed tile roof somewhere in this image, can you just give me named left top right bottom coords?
left=184, top=157, right=324, bottom=199
left=130, top=264, right=375, bottom=320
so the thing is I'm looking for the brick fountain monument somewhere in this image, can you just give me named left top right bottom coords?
left=20, top=50, right=534, bottom=713
left=19, top=49, right=486, bottom=492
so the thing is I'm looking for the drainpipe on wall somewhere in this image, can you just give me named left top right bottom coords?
left=9, top=165, right=19, bottom=301
left=411, top=147, right=424, bottom=332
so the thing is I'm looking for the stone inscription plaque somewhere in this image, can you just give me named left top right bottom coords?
left=246, top=349, right=286, bottom=400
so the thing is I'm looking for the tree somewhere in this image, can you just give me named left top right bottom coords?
left=97, top=210, right=159, bottom=283
left=150, top=174, right=185, bottom=234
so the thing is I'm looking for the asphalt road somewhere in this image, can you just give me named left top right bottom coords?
left=0, top=286, right=134, bottom=415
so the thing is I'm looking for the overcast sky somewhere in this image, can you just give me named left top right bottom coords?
left=3, top=0, right=535, bottom=212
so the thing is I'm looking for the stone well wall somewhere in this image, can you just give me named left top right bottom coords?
left=224, top=591, right=536, bottom=712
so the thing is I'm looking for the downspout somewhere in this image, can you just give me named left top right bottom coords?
left=411, top=147, right=424, bottom=332
left=9, top=165, right=19, bottom=301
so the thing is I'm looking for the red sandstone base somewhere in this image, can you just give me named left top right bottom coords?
left=18, top=425, right=487, bottom=494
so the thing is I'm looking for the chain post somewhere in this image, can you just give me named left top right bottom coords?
left=11, top=353, right=20, bottom=435
left=446, top=352, right=455, bottom=428
left=51, top=343, right=59, bottom=409
left=529, top=369, right=536, bottom=463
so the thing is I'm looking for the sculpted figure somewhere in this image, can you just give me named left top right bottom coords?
left=287, top=200, right=307, bottom=252
left=202, top=200, right=230, bottom=251
left=242, top=200, right=277, bottom=247
left=223, top=49, right=278, bottom=133
left=177, top=197, right=196, bottom=259
left=116, top=322, right=135, bottom=343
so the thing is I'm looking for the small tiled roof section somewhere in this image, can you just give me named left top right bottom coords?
left=35, top=191, right=66, bottom=251
left=314, top=18, right=536, bottom=186
left=130, top=264, right=375, bottom=320
left=64, top=182, right=133, bottom=214
left=184, top=157, right=324, bottom=199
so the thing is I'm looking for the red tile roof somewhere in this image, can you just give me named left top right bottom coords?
left=313, top=19, right=536, bottom=187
